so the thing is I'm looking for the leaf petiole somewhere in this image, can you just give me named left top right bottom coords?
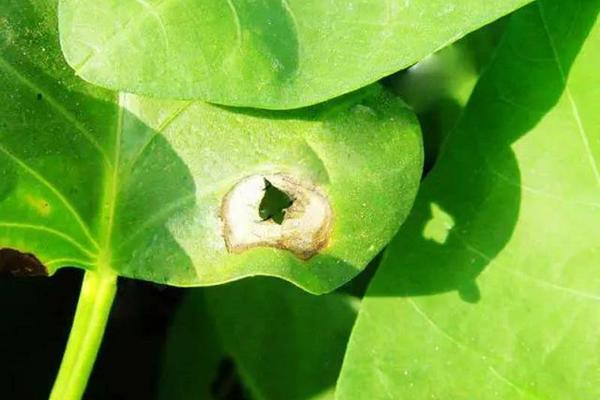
left=49, top=270, right=117, bottom=400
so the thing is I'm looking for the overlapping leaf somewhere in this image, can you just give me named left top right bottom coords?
left=59, top=0, right=531, bottom=109
left=338, top=0, right=600, bottom=398
left=0, top=0, right=422, bottom=293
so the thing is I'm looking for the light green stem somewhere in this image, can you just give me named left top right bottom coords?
left=49, top=270, right=117, bottom=400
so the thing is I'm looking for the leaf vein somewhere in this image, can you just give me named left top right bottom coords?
left=74, top=0, right=170, bottom=73
left=116, top=193, right=195, bottom=253
left=126, top=100, right=193, bottom=172
left=0, top=222, right=96, bottom=258
left=451, top=231, right=600, bottom=303
left=0, top=57, right=113, bottom=167
left=98, top=93, right=126, bottom=257
left=133, top=0, right=170, bottom=50
left=537, top=1, right=600, bottom=188
left=0, top=143, right=99, bottom=250
left=408, top=299, right=543, bottom=399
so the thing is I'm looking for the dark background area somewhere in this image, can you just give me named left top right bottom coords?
left=0, top=250, right=383, bottom=400
left=0, top=270, right=181, bottom=399
left=0, top=264, right=376, bottom=400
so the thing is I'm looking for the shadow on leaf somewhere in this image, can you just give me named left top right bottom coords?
left=369, top=0, right=600, bottom=300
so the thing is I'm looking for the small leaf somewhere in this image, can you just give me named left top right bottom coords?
left=338, top=0, right=600, bottom=398
left=58, top=0, right=532, bottom=109
left=0, top=0, right=423, bottom=293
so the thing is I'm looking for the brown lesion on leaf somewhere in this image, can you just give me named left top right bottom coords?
left=0, top=248, right=48, bottom=277
left=221, top=173, right=333, bottom=260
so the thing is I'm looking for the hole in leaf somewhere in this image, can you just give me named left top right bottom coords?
left=222, top=174, right=333, bottom=259
left=36, top=93, right=42, bottom=101
left=258, top=179, right=293, bottom=224
left=0, top=248, right=47, bottom=277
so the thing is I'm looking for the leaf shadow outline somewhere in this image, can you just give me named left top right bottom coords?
left=367, top=0, right=600, bottom=301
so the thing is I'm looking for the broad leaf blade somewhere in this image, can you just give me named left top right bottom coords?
left=1, top=0, right=423, bottom=293
left=59, top=0, right=531, bottom=109
left=338, top=0, right=600, bottom=398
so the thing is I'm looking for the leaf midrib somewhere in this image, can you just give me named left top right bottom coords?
left=0, top=55, right=112, bottom=256
left=0, top=58, right=195, bottom=271
left=0, top=54, right=125, bottom=269
left=406, top=299, right=543, bottom=399
left=94, top=92, right=125, bottom=270
left=72, top=0, right=172, bottom=73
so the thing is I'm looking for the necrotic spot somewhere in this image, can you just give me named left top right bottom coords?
left=0, top=248, right=47, bottom=277
left=221, top=173, right=333, bottom=260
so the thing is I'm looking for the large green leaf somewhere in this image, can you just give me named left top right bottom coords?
left=337, top=0, right=600, bottom=398
left=58, top=0, right=531, bottom=109
left=161, top=279, right=358, bottom=400
left=0, top=0, right=422, bottom=293
left=387, top=18, right=507, bottom=172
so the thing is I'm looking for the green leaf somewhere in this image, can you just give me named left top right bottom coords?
left=337, top=0, right=600, bottom=398
left=159, top=290, right=227, bottom=400
left=162, top=279, right=358, bottom=400
left=386, top=18, right=507, bottom=172
left=205, top=279, right=359, bottom=400
left=0, top=0, right=422, bottom=293
left=58, top=0, right=532, bottom=109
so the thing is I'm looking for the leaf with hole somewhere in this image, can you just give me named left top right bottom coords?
left=337, top=0, right=600, bottom=398
left=58, top=0, right=532, bottom=109
left=0, top=0, right=423, bottom=294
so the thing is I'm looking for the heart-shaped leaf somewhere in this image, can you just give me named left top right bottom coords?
left=58, top=0, right=532, bottom=109
left=337, top=0, right=600, bottom=397
left=1, top=0, right=423, bottom=293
